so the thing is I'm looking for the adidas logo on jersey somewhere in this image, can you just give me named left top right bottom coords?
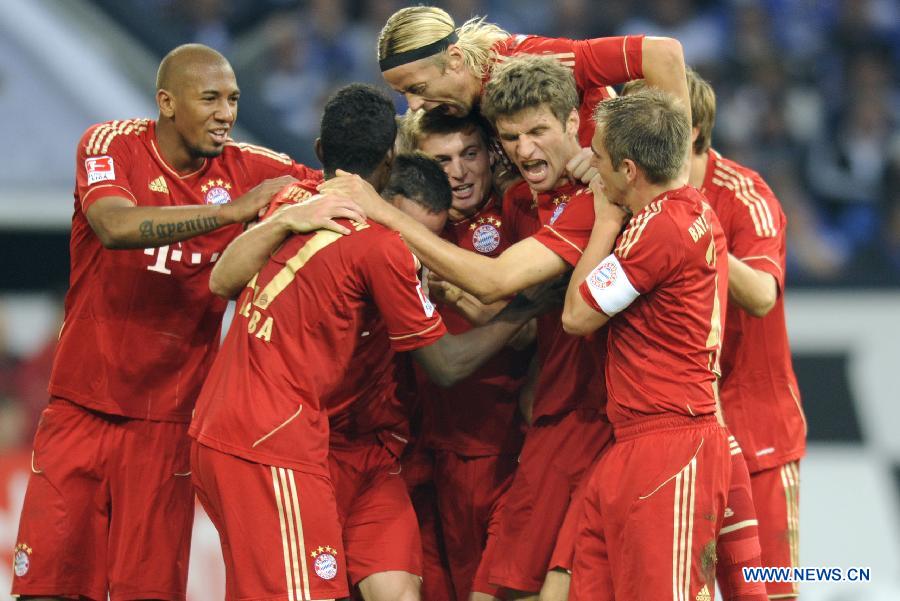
left=695, top=584, right=711, bottom=601
left=148, top=176, right=168, bottom=194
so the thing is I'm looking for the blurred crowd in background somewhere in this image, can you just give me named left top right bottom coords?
left=1, top=0, right=898, bottom=450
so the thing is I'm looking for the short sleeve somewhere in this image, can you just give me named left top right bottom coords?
left=717, top=173, right=786, bottom=290
left=613, top=206, right=682, bottom=294
left=362, top=232, right=447, bottom=352
left=76, top=123, right=138, bottom=212
left=531, top=192, right=594, bottom=266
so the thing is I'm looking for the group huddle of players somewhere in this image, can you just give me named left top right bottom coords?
left=11, top=6, right=806, bottom=601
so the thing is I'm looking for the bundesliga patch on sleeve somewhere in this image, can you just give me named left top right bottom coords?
left=416, top=283, right=436, bottom=318
left=85, top=156, right=116, bottom=184
left=585, top=253, right=639, bottom=316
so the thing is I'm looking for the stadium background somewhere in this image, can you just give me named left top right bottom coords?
left=0, top=0, right=897, bottom=598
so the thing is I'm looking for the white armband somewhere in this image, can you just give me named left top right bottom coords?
left=584, top=254, right=640, bottom=316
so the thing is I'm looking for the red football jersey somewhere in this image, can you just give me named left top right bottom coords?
left=505, top=181, right=608, bottom=421
left=700, top=150, right=806, bottom=472
left=580, top=186, right=728, bottom=424
left=421, top=194, right=529, bottom=456
left=490, top=35, right=644, bottom=146
left=189, top=219, right=446, bottom=476
left=51, top=119, right=320, bottom=422
left=262, top=180, right=412, bottom=453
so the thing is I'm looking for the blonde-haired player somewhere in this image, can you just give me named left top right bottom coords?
left=377, top=5, right=690, bottom=182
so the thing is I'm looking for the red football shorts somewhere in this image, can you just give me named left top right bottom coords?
left=750, top=461, right=801, bottom=599
left=485, top=408, right=612, bottom=593
left=434, top=450, right=518, bottom=600
left=329, top=439, right=422, bottom=586
left=548, top=467, right=591, bottom=574
left=410, top=479, right=457, bottom=601
left=570, top=415, right=730, bottom=601
left=191, top=442, right=348, bottom=601
left=12, top=398, right=194, bottom=601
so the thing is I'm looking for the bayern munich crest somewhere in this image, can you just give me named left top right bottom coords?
left=588, top=261, right=617, bottom=290
left=311, top=546, right=338, bottom=580
left=201, top=178, right=233, bottom=205
left=470, top=216, right=502, bottom=254
left=14, top=543, right=32, bottom=577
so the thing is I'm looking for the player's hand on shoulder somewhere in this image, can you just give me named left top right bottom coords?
left=317, top=170, right=389, bottom=223
left=566, top=147, right=598, bottom=184
left=271, top=193, right=365, bottom=236
left=224, top=175, right=299, bottom=224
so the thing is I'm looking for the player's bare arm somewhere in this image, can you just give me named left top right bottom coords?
left=726, top=254, right=778, bottom=317
left=84, top=175, right=299, bottom=249
left=411, top=291, right=552, bottom=387
left=320, top=171, right=569, bottom=303
left=209, top=195, right=365, bottom=299
left=641, top=37, right=691, bottom=124
left=562, top=184, right=628, bottom=336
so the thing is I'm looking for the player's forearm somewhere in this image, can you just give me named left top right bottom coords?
left=451, top=293, right=508, bottom=327
left=89, top=203, right=237, bottom=249
left=209, top=217, right=292, bottom=299
left=727, top=254, right=777, bottom=317
left=641, top=37, right=691, bottom=124
left=379, top=203, right=508, bottom=301
left=562, top=219, right=619, bottom=335
left=416, top=296, right=541, bottom=387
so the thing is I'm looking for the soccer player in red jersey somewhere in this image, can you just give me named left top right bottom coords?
left=376, top=4, right=690, bottom=179
left=561, top=89, right=731, bottom=601
left=399, top=110, right=532, bottom=600
left=621, top=75, right=769, bottom=601
left=320, top=55, right=687, bottom=601
left=191, top=85, right=548, bottom=601
left=11, top=44, right=358, bottom=601
left=677, top=69, right=804, bottom=600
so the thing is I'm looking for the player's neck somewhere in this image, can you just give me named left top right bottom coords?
left=155, top=120, right=207, bottom=174
left=628, top=179, right=683, bottom=214
left=448, top=196, right=488, bottom=223
left=688, top=151, right=709, bottom=189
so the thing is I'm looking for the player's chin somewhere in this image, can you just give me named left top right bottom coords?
left=193, top=143, right=226, bottom=159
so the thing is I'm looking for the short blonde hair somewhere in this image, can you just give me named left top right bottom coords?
left=481, top=55, right=578, bottom=126
left=378, top=6, right=508, bottom=78
left=593, top=90, right=690, bottom=185
left=622, top=67, right=716, bottom=155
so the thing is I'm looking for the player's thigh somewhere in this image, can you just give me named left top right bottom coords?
left=357, top=570, right=421, bottom=601
left=488, top=411, right=609, bottom=594
left=107, top=419, right=194, bottom=600
left=193, top=444, right=348, bottom=601
left=12, top=399, right=109, bottom=600
left=343, top=465, right=422, bottom=585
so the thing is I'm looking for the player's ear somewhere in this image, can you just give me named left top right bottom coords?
left=622, top=158, right=638, bottom=183
left=445, top=45, right=465, bottom=73
left=313, top=138, right=324, bottom=164
left=565, top=108, right=579, bottom=136
left=157, top=89, right=175, bottom=118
